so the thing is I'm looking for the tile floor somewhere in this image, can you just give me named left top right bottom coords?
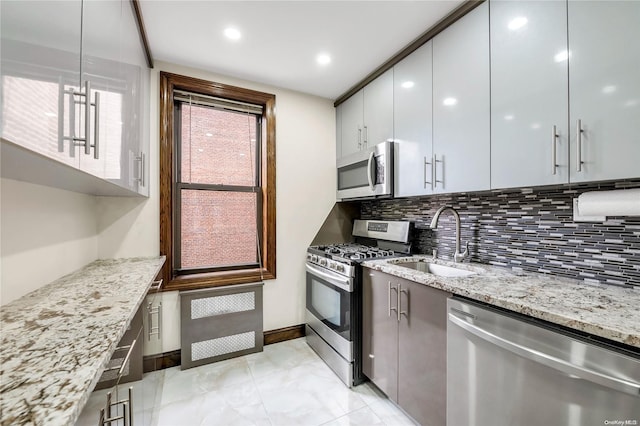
left=76, top=338, right=415, bottom=426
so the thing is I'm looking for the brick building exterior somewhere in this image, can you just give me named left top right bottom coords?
left=179, top=104, right=259, bottom=269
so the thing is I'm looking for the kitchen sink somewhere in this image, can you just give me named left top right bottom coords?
left=396, top=261, right=477, bottom=277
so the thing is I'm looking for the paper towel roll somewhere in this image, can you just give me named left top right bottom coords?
left=577, top=188, right=640, bottom=217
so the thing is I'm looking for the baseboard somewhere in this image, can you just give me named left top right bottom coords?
left=143, top=324, right=306, bottom=373
left=143, top=350, right=181, bottom=373
left=263, top=324, right=306, bottom=345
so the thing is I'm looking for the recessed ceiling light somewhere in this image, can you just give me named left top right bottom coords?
left=601, top=85, right=617, bottom=94
left=531, top=123, right=541, bottom=129
left=44, top=112, right=56, bottom=117
left=205, top=133, right=213, bottom=137
left=504, top=114, right=515, bottom=120
left=624, top=99, right=638, bottom=107
left=443, top=97, right=458, bottom=106
left=508, top=16, right=528, bottom=31
left=316, top=53, right=331, bottom=66
left=401, top=81, right=415, bottom=89
left=224, top=27, right=241, bottom=41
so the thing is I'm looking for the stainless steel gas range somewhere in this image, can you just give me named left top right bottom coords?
left=305, top=219, right=411, bottom=387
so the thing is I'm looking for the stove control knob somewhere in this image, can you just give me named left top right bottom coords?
left=320, top=259, right=327, bottom=266
left=336, top=264, right=345, bottom=273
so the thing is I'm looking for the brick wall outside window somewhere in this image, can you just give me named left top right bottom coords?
left=178, top=104, right=259, bottom=269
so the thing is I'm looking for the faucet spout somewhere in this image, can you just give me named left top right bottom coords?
left=429, top=206, right=468, bottom=263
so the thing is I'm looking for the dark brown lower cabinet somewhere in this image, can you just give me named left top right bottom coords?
left=362, top=267, right=450, bottom=426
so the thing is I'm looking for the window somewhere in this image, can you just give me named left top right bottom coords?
left=160, top=72, right=276, bottom=290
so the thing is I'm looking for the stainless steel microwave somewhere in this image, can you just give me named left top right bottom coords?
left=336, top=141, right=394, bottom=201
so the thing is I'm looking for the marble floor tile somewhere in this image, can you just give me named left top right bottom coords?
left=161, top=356, right=254, bottom=405
left=254, top=361, right=367, bottom=426
left=245, top=337, right=319, bottom=379
left=156, top=381, right=271, bottom=426
left=368, top=399, right=417, bottom=426
left=77, top=338, right=416, bottom=426
left=321, top=406, right=385, bottom=426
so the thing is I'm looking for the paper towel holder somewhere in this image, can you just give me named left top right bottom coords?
left=573, top=199, right=606, bottom=223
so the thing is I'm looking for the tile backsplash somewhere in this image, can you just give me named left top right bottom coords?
left=360, top=180, right=640, bottom=288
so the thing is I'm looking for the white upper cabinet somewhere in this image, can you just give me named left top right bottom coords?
left=337, top=69, right=393, bottom=160
left=433, top=2, right=490, bottom=194
left=363, top=69, right=394, bottom=149
left=490, top=0, right=569, bottom=189
left=394, top=42, right=434, bottom=197
left=1, top=0, right=82, bottom=169
left=1, top=0, right=149, bottom=196
left=339, top=90, right=364, bottom=158
left=568, top=0, right=640, bottom=182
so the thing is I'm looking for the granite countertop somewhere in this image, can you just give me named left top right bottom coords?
left=0, top=256, right=166, bottom=426
left=362, top=256, right=640, bottom=349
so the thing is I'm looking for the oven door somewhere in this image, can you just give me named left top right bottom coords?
left=305, top=262, right=354, bottom=359
left=336, top=141, right=393, bottom=201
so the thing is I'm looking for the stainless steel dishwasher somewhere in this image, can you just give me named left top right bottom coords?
left=447, top=297, right=640, bottom=426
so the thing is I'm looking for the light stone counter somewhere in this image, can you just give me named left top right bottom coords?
left=362, top=256, right=640, bottom=349
left=0, top=256, right=166, bottom=426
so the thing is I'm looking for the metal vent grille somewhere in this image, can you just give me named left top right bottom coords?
left=191, top=292, right=255, bottom=319
left=191, top=331, right=255, bottom=361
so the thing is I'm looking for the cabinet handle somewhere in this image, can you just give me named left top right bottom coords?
left=358, top=127, right=362, bottom=150
left=400, top=287, right=409, bottom=319
left=434, top=154, right=444, bottom=188
left=93, top=89, right=100, bottom=160
left=576, top=119, right=583, bottom=172
left=136, top=152, right=146, bottom=187
left=100, top=387, right=133, bottom=426
left=363, top=125, right=368, bottom=148
left=148, top=301, right=162, bottom=340
left=57, top=82, right=65, bottom=154
left=551, top=125, right=559, bottom=175
left=118, top=339, right=137, bottom=376
left=70, top=81, right=99, bottom=159
left=59, top=85, right=77, bottom=157
left=396, top=284, right=402, bottom=322
left=84, top=81, right=92, bottom=155
left=388, top=281, right=398, bottom=318
left=150, top=278, right=162, bottom=291
left=424, top=156, right=433, bottom=188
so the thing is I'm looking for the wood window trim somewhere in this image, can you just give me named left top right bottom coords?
left=159, top=71, right=276, bottom=292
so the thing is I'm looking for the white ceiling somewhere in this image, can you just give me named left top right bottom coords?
left=139, top=1, right=465, bottom=100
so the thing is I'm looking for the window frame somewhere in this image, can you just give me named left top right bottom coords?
left=159, top=72, right=276, bottom=291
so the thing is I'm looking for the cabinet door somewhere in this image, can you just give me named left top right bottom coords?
left=363, top=69, right=394, bottom=149
left=397, top=279, right=450, bottom=426
left=119, top=0, right=149, bottom=196
left=0, top=0, right=81, bottom=169
left=340, top=90, right=364, bottom=158
left=568, top=1, right=640, bottom=182
left=335, top=104, right=342, bottom=165
left=394, top=41, right=433, bottom=197
left=362, top=268, right=398, bottom=401
left=491, top=0, right=569, bottom=189
left=80, top=0, right=127, bottom=182
left=433, top=2, right=490, bottom=193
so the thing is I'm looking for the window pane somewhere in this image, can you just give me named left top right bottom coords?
left=180, top=104, right=257, bottom=186
left=180, top=190, right=258, bottom=269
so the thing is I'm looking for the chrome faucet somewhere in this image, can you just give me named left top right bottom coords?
left=429, top=206, right=468, bottom=263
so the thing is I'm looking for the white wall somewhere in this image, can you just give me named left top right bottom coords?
left=97, top=61, right=337, bottom=334
left=0, top=178, right=98, bottom=305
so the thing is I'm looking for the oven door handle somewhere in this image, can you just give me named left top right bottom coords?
left=306, top=263, right=353, bottom=292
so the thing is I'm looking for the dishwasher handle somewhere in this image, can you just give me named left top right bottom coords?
left=448, top=312, right=640, bottom=396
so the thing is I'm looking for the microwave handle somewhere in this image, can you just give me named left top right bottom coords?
left=367, top=151, right=375, bottom=190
